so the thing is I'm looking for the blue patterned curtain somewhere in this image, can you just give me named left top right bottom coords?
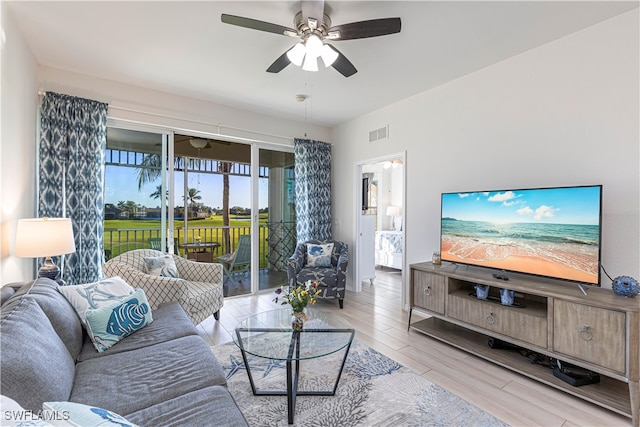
left=294, top=138, right=332, bottom=242
left=38, top=92, right=108, bottom=285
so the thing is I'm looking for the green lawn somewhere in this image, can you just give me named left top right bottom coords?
left=103, top=214, right=270, bottom=261
left=104, top=213, right=266, bottom=229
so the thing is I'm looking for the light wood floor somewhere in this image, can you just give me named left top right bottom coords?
left=197, top=269, right=631, bottom=427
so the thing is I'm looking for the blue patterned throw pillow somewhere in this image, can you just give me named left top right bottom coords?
left=58, top=276, right=135, bottom=327
left=306, top=243, right=334, bottom=268
left=85, top=289, right=153, bottom=352
left=42, top=401, right=139, bottom=427
left=143, top=255, right=179, bottom=278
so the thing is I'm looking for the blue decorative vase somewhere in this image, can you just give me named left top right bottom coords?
left=500, top=289, right=515, bottom=306
left=474, top=284, right=490, bottom=300
left=612, top=276, right=639, bottom=297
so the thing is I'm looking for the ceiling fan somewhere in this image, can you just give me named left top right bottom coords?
left=221, top=0, right=401, bottom=77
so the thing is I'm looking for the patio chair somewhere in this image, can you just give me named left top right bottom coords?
left=287, top=240, right=348, bottom=309
left=217, top=234, right=251, bottom=287
left=103, top=249, right=223, bottom=325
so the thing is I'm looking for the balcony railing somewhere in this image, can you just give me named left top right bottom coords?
left=103, top=222, right=296, bottom=271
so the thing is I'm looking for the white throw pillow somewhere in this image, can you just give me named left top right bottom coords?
left=1, top=395, right=53, bottom=426
left=306, top=243, right=334, bottom=268
left=57, top=277, right=134, bottom=327
left=42, top=401, right=139, bottom=427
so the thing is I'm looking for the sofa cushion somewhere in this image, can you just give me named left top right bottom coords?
left=0, top=298, right=75, bottom=411
left=123, top=386, right=248, bottom=427
left=58, top=276, right=134, bottom=327
left=1, top=285, right=18, bottom=305
left=8, top=278, right=85, bottom=360
left=85, top=289, right=154, bottom=352
left=70, top=335, right=227, bottom=416
left=306, top=242, right=334, bottom=267
left=43, top=401, right=139, bottom=427
left=76, top=302, right=196, bottom=362
left=143, top=254, right=179, bottom=278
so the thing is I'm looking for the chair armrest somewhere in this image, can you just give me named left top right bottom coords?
left=336, top=246, right=349, bottom=278
left=103, top=261, right=188, bottom=309
left=288, top=244, right=307, bottom=272
left=171, top=256, right=223, bottom=283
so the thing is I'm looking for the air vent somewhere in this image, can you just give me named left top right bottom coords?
left=368, top=125, right=389, bottom=143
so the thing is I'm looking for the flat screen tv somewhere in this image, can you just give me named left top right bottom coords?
left=440, top=185, right=602, bottom=285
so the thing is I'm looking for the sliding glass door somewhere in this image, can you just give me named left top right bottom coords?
left=257, top=148, right=296, bottom=291
left=104, top=127, right=295, bottom=298
left=103, top=128, right=171, bottom=259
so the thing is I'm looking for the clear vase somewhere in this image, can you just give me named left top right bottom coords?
left=291, top=311, right=305, bottom=331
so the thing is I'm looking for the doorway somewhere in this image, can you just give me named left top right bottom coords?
left=354, top=152, right=406, bottom=303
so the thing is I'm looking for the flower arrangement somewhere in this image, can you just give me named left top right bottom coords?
left=274, top=280, right=321, bottom=313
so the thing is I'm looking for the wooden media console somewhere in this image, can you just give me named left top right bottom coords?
left=409, top=262, right=640, bottom=426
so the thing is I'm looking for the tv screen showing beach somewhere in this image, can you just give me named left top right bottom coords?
left=440, top=185, right=602, bottom=285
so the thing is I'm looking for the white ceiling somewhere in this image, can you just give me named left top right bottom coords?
left=7, top=1, right=638, bottom=127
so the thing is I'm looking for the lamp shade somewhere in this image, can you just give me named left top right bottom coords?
left=320, top=44, right=339, bottom=67
left=304, top=35, right=323, bottom=58
left=386, top=206, right=401, bottom=217
left=286, top=42, right=306, bottom=67
left=14, top=218, right=76, bottom=258
left=302, top=54, right=318, bottom=72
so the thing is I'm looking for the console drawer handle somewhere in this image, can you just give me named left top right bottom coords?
left=486, top=312, right=496, bottom=324
left=579, top=325, right=593, bottom=341
left=424, top=286, right=431, bottom=296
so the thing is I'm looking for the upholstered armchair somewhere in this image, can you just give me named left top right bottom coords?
left=287, top=240, right=348, bottom=309
left=103, top=249, right=223, bottom=325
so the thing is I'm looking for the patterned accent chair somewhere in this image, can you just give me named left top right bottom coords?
left=103, top=249, right=223, bottom=325
left=287, top=240, right=348, bottom=309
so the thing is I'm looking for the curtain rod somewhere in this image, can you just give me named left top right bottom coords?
left=37, top=89, right=301, bottom=144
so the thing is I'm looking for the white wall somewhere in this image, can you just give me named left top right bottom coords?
left=332, top=10, right=639, bottom=298
left=37, top=66, right=331, bottom=147
left=1, top=3, right=39, bottom=283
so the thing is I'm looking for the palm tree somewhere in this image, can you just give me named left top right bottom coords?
left=220, top=162, right=232, bottom=253
left=136, top=154, right=162, bottom=190
left=150, top=184, right=164, bottom=200
left=188, top=187, right=202, bottom=205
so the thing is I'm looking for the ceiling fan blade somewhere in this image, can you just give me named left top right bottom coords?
left=326, top=45, right=357, bottom=77
left=221, top=14, right=297, bottom=36
left=328, top=17, right=401, bottom=40
left=266, top=51, right=291, bottom=73
left=302, top=0, right=325, bottom=28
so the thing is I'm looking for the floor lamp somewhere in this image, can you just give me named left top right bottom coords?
left=14, top=217, right=76, bottom=283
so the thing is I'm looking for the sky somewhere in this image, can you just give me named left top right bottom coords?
left=105, top=166, right=269, bottom=209
left=441, top=186, right=601, bottom=225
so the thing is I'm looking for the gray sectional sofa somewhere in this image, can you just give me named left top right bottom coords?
left=0, top=278, right=248, bottom=426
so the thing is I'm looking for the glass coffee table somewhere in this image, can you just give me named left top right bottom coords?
left=233, top=308, right=355, bottom=424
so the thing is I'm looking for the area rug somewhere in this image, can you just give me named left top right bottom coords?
left=211, top=339, right=508, bottom=427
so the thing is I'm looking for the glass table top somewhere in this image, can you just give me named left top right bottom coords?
left=233, top=308, right=354, bottom=361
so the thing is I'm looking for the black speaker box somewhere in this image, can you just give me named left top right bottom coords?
left=552, top=366, right=600, bottom=387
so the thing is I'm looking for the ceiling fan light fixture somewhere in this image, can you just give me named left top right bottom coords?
left=189, top=138, right=208, bottom=149
left=286, top=42, right=306, bottom=66
left=302, top=54, right=318, bottom=72
left=320, top=44, right=338, bottom=67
